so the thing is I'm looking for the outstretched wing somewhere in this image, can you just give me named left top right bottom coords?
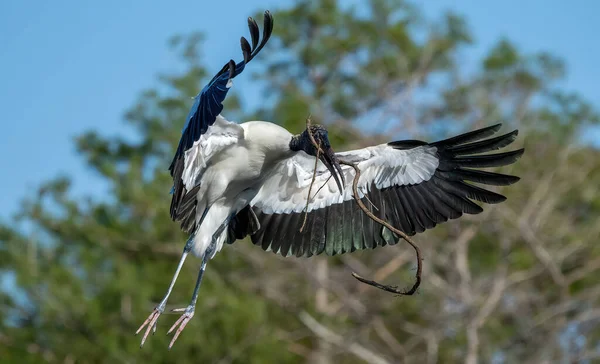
left=236, top=124, right=523, bottom=257
left=169, top=11, right=274, bottom=232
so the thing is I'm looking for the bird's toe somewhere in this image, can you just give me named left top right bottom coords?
left=167, top=305, right=195, bottom=350
left=136, top=305, right=166, bottom=348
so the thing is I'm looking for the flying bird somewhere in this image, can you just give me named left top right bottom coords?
left=136, top=10, right=524, bottom=349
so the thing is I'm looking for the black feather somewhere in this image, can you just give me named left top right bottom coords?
left=388, top=140, right=428, bottom=149
left=325, top=203, right=341, bottom=256
left=248, top=11, right=274, bottom=61
left=247, top=17, right=260, bottom=49
left=262, top=214, right=280, bottom=253
left=314, top=208, right=328, bottom=255
left=447, top=130, right=519, bottom=155
left=421, top=180, right=464, bottom=218
left=351, top=199, right=365, bottom=251
left=269, top=215, right=285, bottom=255
left=283, top=219, right=301, bottom=257
left=413, top=184, right=447, bottom=224
left=338, top=198, right=351, bottom=255
left=402, top=187, right=428, bottom=232
left=432, top=123, right=502, bottom=148
left=431, top=176, right=484, bottom=214
left=450, top=149, right=525, bottom=168
left=309, top=209, right=326, bottom=257
left=386, top=188, right=414, bottom=234
left=452, top=181, right=507, bottom=204
left=181, top=210, right=196, bottom=233
left=438, top=169, right=520, bottom=186
left=255, top=212, right=272, bottom=251
left=240, top=37, right=252, bottom=63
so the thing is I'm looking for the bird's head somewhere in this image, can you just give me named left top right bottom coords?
left=290, top=124, right=345, bottom=193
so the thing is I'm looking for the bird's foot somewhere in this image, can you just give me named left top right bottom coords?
left=135, top=302, right=165, bottom=348
left=166, top=305, right=195, bottom=350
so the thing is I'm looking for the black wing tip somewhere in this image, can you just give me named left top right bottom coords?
left=388, top=125, right=521, bottom=153
left=448, top=148, right=525, bottom=169
left=248, top=10, right=272, bottom=27
left=433, top=122, right=508, bottom=148
left=470, top=122, right=502, bottom=138
left=389, top=123, right=511, bottom=151
left=506, top=148, right=525, bottom=163
left=465, top=124, right=524, bottom=144
left=426, top=124, right=524, bottom=216
left=239, top=10, right=273, bottom=65
left=508, top=175, right=521, bottom=184
left=501, top=129, right=519, bottom=141
left=213, top=10, right=274, bottom=82
left=494, top=174, right=521, bottom=186
left=489, top=193, right=508, bottom=204
left=505, top=130, right=520, bottom=146
left=487, top=147, right=526, bottom=163
left=501, top=128, right=519, bottom=141
left=515, top=147, right=525, bottom=157
left=469, top=205, right=484, bottom=214
left=240, top=37, right=251, bottom=63
left=487, top=123, right=503, bottom=133
left=246, top=16, right=259, bottom=49
left=263, top=10, right=273, bottom=26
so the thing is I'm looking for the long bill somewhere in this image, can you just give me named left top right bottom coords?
left=320, top=147, right=345, bottom=194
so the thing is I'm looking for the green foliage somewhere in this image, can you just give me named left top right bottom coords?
left=2, top=0, right=599, bottom=363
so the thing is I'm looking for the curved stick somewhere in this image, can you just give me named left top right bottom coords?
left=304, top=117, right=423, bottom=296
left=339, top=160, right=422, bottom=296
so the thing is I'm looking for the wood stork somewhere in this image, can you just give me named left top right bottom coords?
left=136, top=10, right=524, bottom=349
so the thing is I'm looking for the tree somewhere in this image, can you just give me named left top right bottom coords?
left=2, top=0, right=599, bottom=363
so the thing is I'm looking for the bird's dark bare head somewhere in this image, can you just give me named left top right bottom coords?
left=291, top=124, right=331, bottom=156
left=290, top=124, right=345, bottom=193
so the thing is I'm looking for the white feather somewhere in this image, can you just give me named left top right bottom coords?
left=251, top=144, right=439, bottom=214
left=182, top=115, right=244, bottom=190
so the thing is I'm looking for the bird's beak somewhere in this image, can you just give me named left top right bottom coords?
left=320, top=147, right=345, bottom=194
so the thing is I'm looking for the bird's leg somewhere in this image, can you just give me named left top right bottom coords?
left=135, top=235, right=193, bottom=347
left=166, top=221, right=228, bottom=349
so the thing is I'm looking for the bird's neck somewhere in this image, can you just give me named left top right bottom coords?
left=289, top=134, right=306, bottom=153
left=290, top=133, right=325, bottom=156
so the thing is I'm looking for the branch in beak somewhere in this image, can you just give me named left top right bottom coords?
left=320, top=147, right=345, bottom=194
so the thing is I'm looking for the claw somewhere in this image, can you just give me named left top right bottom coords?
left=136, top=305, right=164, bottom=348
left=167, top=306, right=195, bottom=350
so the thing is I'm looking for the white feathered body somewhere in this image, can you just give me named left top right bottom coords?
left=184, top=118, right=295, bottom=258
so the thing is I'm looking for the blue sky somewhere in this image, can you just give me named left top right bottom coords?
left=0, top=0, right=598, bottom=220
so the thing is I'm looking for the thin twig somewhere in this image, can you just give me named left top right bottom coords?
left=300, top=137, right=321, bottom=233
left=362, top=194, right=379, bottom=212
left=305, top=116, right=324, bottom=154
left=300, top=117, right=339, bottom=232
left=313, top=175, right=332, bottom=197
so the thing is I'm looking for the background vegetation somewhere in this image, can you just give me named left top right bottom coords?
left=2, top=0, right=599, bottom=363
